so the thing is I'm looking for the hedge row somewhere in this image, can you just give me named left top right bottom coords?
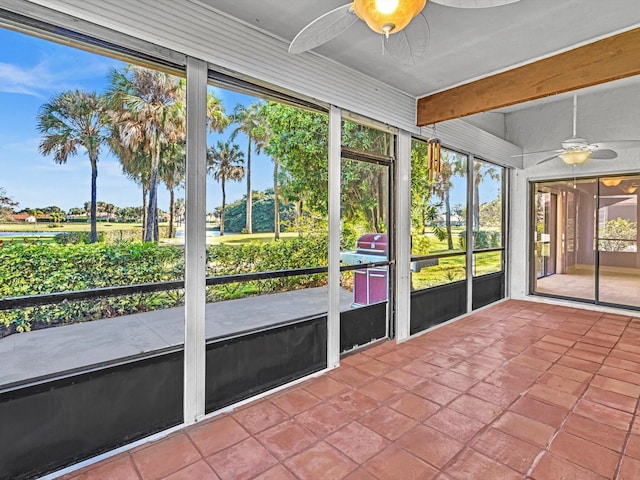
left=0, top=235, right=329, bottom=336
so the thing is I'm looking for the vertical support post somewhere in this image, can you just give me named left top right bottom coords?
left=395, top=130, right=412, bottom=342
left=327, top=106, right=341, bottom=368
left=466, top=154, right=475, bottom=313
left=184, top=56, right=207, bottom=424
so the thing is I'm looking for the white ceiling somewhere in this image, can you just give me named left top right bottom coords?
left=198, top=0, right=640, bottom=99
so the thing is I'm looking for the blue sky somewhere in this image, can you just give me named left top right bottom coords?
left=0, top=27, right=274, bottom=213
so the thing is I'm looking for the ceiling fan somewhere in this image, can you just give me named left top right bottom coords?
left=521, top=95, right=640, bottom=165
left=288, top=0, right=521, bottom=65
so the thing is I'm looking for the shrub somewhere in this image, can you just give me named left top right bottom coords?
left=0, top=242, right=184, bottom=335
left=458, top=230, right=501, bottom=250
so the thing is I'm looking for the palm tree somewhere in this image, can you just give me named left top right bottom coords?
left=207, top=141, right=245, bottom=236
left=37, top=90, right=107, bottom=243
left=160, top=142, right=185, bottom=239
left=230, top=102, right=263, bottom=234
left=107, top=65, right=185, bottom=242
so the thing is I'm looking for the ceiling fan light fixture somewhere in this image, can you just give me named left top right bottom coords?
left=353, top=0, right=426, bottom=35
left=559, top=149, right=591, bottom=165
left=622, top=183, right=638, bottom=194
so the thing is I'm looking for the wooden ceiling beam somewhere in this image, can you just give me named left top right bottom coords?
left=416, top=27, right=640, bottom=126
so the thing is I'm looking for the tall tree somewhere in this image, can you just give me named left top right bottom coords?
left=207, top=140, right=245, bottom=236
left=37, top=90, right=107, bottom=243
left=160, top=142, right=185, bottom=239
left=230, top=101, right=264, bottom=234
left=0, top=187, right=18, bottom=221
left=107, top=65, right=185, bottom=242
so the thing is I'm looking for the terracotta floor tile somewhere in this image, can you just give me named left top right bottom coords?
left=556, top=355, right=601, bottom=374
left=251, top=465, right=297, bottom=480
left=382, top=368, right=425, bottom=389
left=255, top=419, right=317, bottom=460
left=492, top=411, right=555, bottom=447
left=527, top=384, right=578, bottom=409
left=530, top=452, right=607, bottom=480
left=533, top=341, right=568, bottom=355
left=295, top=403, right=352, bottom=437
left=466, top=353, right=506, bottom=370
left=618, top=455, right=640, bottom=480
left=566, top=347, right=607, bottom=364
left=132, top=434, right=201, bottom=480
left=541, top=334, right=576, bottom=347
left=329, top=389, right=380, bottom=419
left=343, top=468, right=378, bottom=480
left=358, top=406, right=416, bottom=441
left=537, top=372, right=587, bottom=395
left=388, top=391, right=440, bottom=421
left=271, top=388, right=321, bottom=416
left=574, top=398, right=633, bottom=431
left=611, top=349, right=640, bottom=364
left=162, top=460, right=219, bottom=480
left=591, top=374, right=640, bottom=398
left=549, top=431, right=619, bottom=478
left=604, top=356, right=640, bottom=374
left=625, top=434, right=640, bottom=460
left=422, top=352, right=463, bottom=369
left=467, top=381, right=521, bottom=407
left=396, top=344, right=429, bottom=359
left=232, top=401, right=288, bottom=435
left=575, top=341, right=611, bottom=356
left=401, top=359, right=443, bottom=378
left=449, top=394, right=502, bottom=423
left=510, top=354, right=552, bottom=372
left=284, top=441, right=357, bottom=480
left=600, top=365, right=640, bottom=386
left=187, top=416, right=249, bottom=457
left=509, top=395, right=568, bottom=429
left=432, top=369, right=478, bottom=392
left=451, top=360, right=495, bottom=379
left=444, top=448, right=522, bottom=480
left=358, top=378, right=405, bottom=402
left=548, top=363, right=594, bottom=383
left=397, top=425, right=465, bottom=468
left=341, top=352, right=370, bottom=367
left=377, top=350, right=414, bottom=367
left=329, top=367, right=374, bottom=389
left=563, top=412, right=627, bottom=452
left=304, top=375, right=351, bottom=399
left=364, top=445, right=439, bottom=480
left=484, top=369, right=535, bottom=392
left=72, top=455, right=140, bottom=480
left=583, top=385, right=637, bottom=413
left=413, top=380, right=461, bottom=405
left=522, top=346, right=562, bottom=363
left=206, top=437, right=277, bottom=480
left=326, top=421, right=389, bottom=464
left=424, top=408, right=485, bottom=442
left=353, top=359, right=395, bottom=377
left=472, top=428, right=540, bottom=473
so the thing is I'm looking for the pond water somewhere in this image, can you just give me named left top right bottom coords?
left=174, top=228, right=221, bottom=238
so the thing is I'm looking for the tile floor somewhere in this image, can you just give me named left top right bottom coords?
left=60, top=300, right=640, bottom=479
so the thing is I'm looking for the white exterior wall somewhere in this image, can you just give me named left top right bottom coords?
left=506, top=82, right=640, bottom=301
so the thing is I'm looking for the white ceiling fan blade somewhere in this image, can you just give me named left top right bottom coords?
left=430, top=0, right=520, bottom=7
left=590, top=140, right=640, bottom=150
left=384, top=13, right=429, bottom=65
left=289, top=4, right=358, bottom=54
left=536, top=154, right=563, bottom=165
left=511, top=149, right=563, bottom=158
left=590, top=149, right=617, bottom=160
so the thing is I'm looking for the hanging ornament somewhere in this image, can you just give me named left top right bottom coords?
left=427, top=128, right=441, bottom=182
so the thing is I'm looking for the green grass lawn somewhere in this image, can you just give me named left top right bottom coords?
left=0, top=221, right=144, bottom=233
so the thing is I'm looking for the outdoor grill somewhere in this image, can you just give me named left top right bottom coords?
left=341, top=233, right=388, bottom=306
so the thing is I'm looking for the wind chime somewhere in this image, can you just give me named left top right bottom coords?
left=427, top=125, right=441, bottom=181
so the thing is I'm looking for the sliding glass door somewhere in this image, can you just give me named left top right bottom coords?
left=531, top=175, right=640, bottom=309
